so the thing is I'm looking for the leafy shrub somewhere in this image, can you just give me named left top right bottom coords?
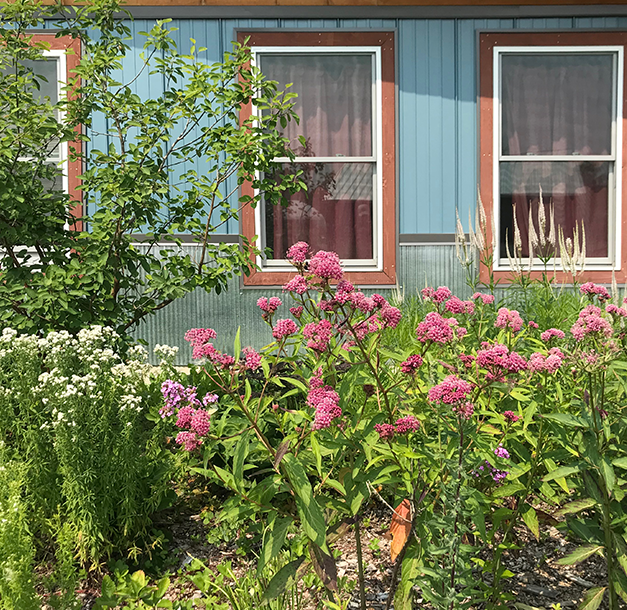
left=161, top=244, right=627, bottom=610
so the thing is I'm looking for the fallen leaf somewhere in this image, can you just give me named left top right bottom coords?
left=390, top=498, right=412, bottom=562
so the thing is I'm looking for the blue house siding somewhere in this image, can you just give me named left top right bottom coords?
left=80, top=15, right=627, bottom=357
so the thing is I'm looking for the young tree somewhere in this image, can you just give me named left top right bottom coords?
left=0, top=0, right=301, bottom=336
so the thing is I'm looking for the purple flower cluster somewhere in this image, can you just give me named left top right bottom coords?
left=161, top=381, right=214, bottom=451
left=580, top=282, right=611, bottom=301
left=477, top=462, right=508, bottom=482
left=494, top=444, right=510, bottom=459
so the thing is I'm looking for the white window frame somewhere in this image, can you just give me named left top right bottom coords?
left=492, top=45, right=624, bottom=271
left=16, top=49, right=69, bottom=196
left=250, top=46, right=383, bottom=272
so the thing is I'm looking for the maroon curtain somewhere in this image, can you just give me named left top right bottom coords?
left=259, top=54, right=373, bottom=259
left=500, top=54, right=613, bottom=257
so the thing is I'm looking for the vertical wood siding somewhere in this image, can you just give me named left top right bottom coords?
left=78, top=16, right=627, bottom=355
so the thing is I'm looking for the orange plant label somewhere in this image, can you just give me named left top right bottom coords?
left=389, top=498, right=412, bottom=562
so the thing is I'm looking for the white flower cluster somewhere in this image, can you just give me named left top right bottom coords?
left=154, top=344, right=179, bottom=363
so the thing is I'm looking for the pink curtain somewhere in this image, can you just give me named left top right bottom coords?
left=260, top=54, right=373, bottom=259
left=500, top=54, right=613, bottom=258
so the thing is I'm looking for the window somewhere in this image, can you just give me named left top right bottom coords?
left=479, top=32, right=627, bottom=282
left=238, top=32, right=396, bottom=286
left=19, top=35, right=82, bottom=227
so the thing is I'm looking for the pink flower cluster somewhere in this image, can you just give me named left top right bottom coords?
left=309, top=250, right=343, bottom=281
left=571, top=305, right=613, bottom=341
left=428, top=375, right=473, bottom=405
left=283, top=275, right=309, bottom=294
left=421, top=286, right=452, bottom=304
left=476, top=343, right=527, bottom=381
left=606, top=304, right=627, bottom=317
left=503, top=410, right=519, bottom=423
left=289, top=306, right=304, bottom=318
left=495, top=307, right=524, bottom=332
left=160, top=380, right=214, bottom=451
left=308, top=371, right=342, bottom=430
left=184, top=328, right=235, bottom=368
left=528, top=348, right=564, bottom=373
left=286, top=241, right=309, bottom=263
left=174, top=406, right=212, bottom=452
left=401, top=354, right=423, bottom=374
left=445, top=297, right=475, bottom=315
left=242, top=347, right=261, bottom=370
left=380, top=306, right=402, bottom=328
left=273, top=319, right=298, bottom=340
left=580, top=282, right=611, bottom=301
left=303, top=319, right=333, bottom=352
left=375, top=415, right=420, bottom=440
left=416, top=312, right=455, bottom=344
left=540, top=328, right=565, bottom=342
left=472, top=292, right=495, bottom=305
left=453, top=401, right=474, bottom=420
left=258, top=297, right=282, bottom=313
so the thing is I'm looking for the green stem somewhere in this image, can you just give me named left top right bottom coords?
left=354, top=518, right=367, bottom=610
left=602, top=486, right=618, bottom=610
left=448, top=421, right=465, bottom=610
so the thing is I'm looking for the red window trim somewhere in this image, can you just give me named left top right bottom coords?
left=237, top=30, right=396, bottom=287
left=479, top=31, right=627, bottom=284
left=30, top=34, right=83, bottom=231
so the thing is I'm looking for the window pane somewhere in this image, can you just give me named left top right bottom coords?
left=501, top=54, right=614, bottom=156
left=499, top=161, right=610, bottom=258
left=21, top=59, right=59, bottom=104
left=264, top=162, right=374, bottom=260
left=259, top=54, right=372, bottom=157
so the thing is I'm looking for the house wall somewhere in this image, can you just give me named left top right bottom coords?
left=56, top=15, right=627, bottom=359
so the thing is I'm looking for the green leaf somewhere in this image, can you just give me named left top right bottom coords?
left=263, top=557, right=305, bottom=600
left=601, top=458, right=616, bottom=495
left=233, top=431, right=249, bottom=489
left=282, top=453, right=327, bottom=549
left=543, top=463, right=585, bottom=482
left=555, top=499, right=597, bottom=518
left=310, top=433, right=322, bottom=476
left=309, top=541, right=338, bottom=592
left=557, top=545, right=603, bottom=565
left=578, top=587, right=606, bottom=610
left=613, top=457, right=627, bottom=470
left=258, top=516, right=292, bottom=575
left=543, top=413, right=587, bottom=427
left=234, top=327, right=241, bottom=362
left=155, top=577, right=170, bottom=599
left=521, top=504, right=539, bottom=540
left=491, top=481, right=525, bottom=498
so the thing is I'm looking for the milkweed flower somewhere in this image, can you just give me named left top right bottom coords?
left=273, top=319, right=298, bottom=340
left=401, top=354, right=423, bottom=374
left=428, top=375, right=473, bottom=405
left=309, top=250, right=343, bottom=281
left=286, top=241, right=309, bottom=263
left=495, top=308, right=524, bottom=332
